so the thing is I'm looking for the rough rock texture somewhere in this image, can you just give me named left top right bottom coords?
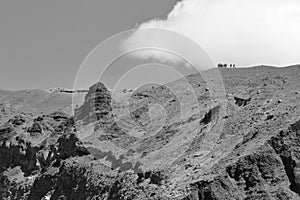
left=1, top=65, right=300, bottom=200
left=0, top=111, right=91, bottom=200
left=184, top=120, right=300, bottom=200
left=0, top=139, right=40, bottom=176
left=7, top=115, right=26, bottom=126
left=75, top=82, right=112, bottom=125
left=0, top=124, right=15, bottom=140
left=27, top=122, right=43, bottom=134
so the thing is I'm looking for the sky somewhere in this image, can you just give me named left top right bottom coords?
left=0, top=0, right=299, bottom=90
left=0, top=0, right=178, bottom=90
left=122, top=0, right=300, bottom=68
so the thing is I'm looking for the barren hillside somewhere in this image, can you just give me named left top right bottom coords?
left=1, top=65, right=300, bottom=200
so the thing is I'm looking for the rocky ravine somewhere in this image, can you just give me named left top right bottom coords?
left=0, top=65, right=300, bottom=200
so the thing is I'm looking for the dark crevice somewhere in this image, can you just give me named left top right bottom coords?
left=200, top=105, right=220, bottom=125
left=192, top=181, right=216, bottom=200
left=269, top=126, right=300, bottom=196
left=137, top=171, right=165, bottom=185
left=234, top=97, right=251, bottom=107
left=280, top=153, right=300, bottom=195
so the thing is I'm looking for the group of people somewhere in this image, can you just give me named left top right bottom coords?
left=218, top=63, right=236, bottom=68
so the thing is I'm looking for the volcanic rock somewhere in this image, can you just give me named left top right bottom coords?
left=1, top=65, right=300, bottom=200
left=75, top=82, right=112, bottom=125
left=27, top=122, right=42, bottom=134
left=7, top=114, right=26, bottom=126
left=0, top=125, right=15, bottom=140
left=46, top=111, right=69, bottom=121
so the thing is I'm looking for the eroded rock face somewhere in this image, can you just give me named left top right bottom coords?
left=7, top=115, right=26, bottom=126
left=46, top=111, right=69, bottom=121
left=268, top=121, right=300, bottom=195
left=0, top=139, right=40, bottom=176
left=27, top=157, right=153, bottom=200
left=185, top=120, right=300, bottom=200
left=0, top=111, right=93, bottom=200
left=0, top=125, right=15, bottom=140
left=137, top=170, right=166, bottom=185
left=33, top=111, right=73, bottom=134
left=27, top=122, right=42, bottom=134
left=1, top=66, right=300, bottom=200
left=234, top=96, right=251, bottom=107
left=75, top=82, right=112, bottom=125
left=200, top=105, right=221, bottom=125
left=56, top=133, right=90, bottom=160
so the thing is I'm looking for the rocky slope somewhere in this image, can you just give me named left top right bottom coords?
left=0, top=65, right=300, bottom=200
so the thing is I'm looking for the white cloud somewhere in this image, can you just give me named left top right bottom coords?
left=121, top=0, right=300, bottom=68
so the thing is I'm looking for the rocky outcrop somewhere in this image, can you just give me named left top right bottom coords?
left=75, top=82, right=112, bottom=125
left=0, top=131, right=89, bottom=176
left=26, top=157, right=104, bottom=200
left=33, top=111, right=73, bottom=134
left=0, top=124, right=15, bottom=140
left=0, top=139, right=40, bottom=176
left=234, top=96, right=251, bottom=107
left=46, top=111, right=69, bottom=121
left=57, top=116, right=74, bottom=133
left=27, top=122, right=42, bottom=134
left=7, top=115, right=26, bottom=126
left=184, top=120, right=300, bottom=200
left=137, top=170, right=166, bottom=185
left=268, top=120, right=300, bottom=195
left=0, top=174, right=33, bottom=200
left=88, top=147, right=143, bottom=173
left=200, top=105, right=221, bottom=125
left=27, top=157, right=146, bottom=200
left=0, top=110, right=93, bottom=199
left=56, top=133, right=90, bottom=160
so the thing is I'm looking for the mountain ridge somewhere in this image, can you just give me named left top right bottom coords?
left=0, top=65, right=300, bottom=199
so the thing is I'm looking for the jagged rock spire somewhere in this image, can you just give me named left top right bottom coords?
left=75, top=82, right=112, bottom=125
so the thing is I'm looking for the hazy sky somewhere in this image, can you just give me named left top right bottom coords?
left=0, top=0, right=177, bottom=90
left=1, top=0, right=299, bottom=90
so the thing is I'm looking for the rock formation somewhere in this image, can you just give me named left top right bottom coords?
left=1, top=65, right=300, bottom=200
left=75, top=82, right=112, bottom=125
